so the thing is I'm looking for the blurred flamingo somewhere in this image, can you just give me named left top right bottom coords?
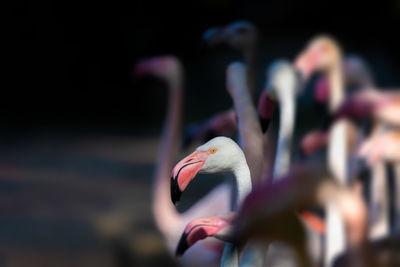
left=231, top=164, right=367, bottom=267
left=134, top=56, right=232, bottom=266
left=258, top=60, right=326, bottom=266
left=304, top=81, right=400, bottom=239
left=170, top=136, right=252, bottom=266
left=225, top=62, right=264, bottom=184
left=332, top=185, right=400, bottom=267
left=173, top=63, right=324, bottom=265
left=183, top=21, right=260, bottom=149
left=172, top=62, right=263, bottom=266
left=295, top=35, right=351, bottom=266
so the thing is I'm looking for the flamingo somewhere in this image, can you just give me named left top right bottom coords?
left=203, top=21, right=260, bottom=99
left=170, top=136, right=253, bottom=266
left=183, top=21, right=260, bottom=149
left=134, top=56, right=232, bottom=266
left=329, top=98, right=400, bottom=266
left=263, top=60, right=299, bottom=178
left=307, top=87, right=400, bottom=134
left=225, top=62, right=264, bottom=185
left=332, top=188, right=400, bottom=267
left=300, top=55, right=375, bottom=156
left=172, top=162, right=369, bottom=267
left=230, top=164, right=367, bottom=267
left=303, top=87, right=400, bottom=240
left=359, top=129, right=400, bottom=165
left=258, top=59, right=328, bottom=266
left=173, top=62, right=323, bottom=265
left=173, top=165, right=338, bottom=267
left=333, top=233, right=400, bottom=267
left=343, top=55, right=375, bottom=91
left=300, top=55, right=399, bottom=156
left=257, top=60, right=302, bottom=267
left=171, top=139, right=325, bottom=266
left=225, top=62, right=272, bottom=266
left=175, top=213, right=236, bottom=257
left=313, top=55, right=375, bottom=107
left=297, top=38, right=400, bottom=264
left=172, top=62, right=264, bottom=266
left=334, top=89, right=400, bottom=126
left=295, top=35, right=350, bottom=267
left=298, top=55, right=394, bottom=245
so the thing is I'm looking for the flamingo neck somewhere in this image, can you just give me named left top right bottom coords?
left=325, top=59, right=348, bottom=267
left=273, top=94, right=296, bottom=178
left=152, top=77, right=183, bottom=237
left=328, top=62, right=344, bottom=111
left=220, top=157, right=251, bottom=267
left=327, top=60, right=348, bottom=182
left=232, top=159, right=252, bottom=210
left=229, top=63, right=264, bottom=184
left=167, top=77, right=183, bottom=93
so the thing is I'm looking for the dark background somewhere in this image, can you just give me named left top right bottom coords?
left=5, top=0, right=400, bottom=133
left=1, top=2, right=400, bottom=266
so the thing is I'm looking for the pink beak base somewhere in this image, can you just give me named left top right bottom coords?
left=257, top=90, right=276, bottom=133
left=175, top=216, right=231, bottom=256
left=294, top=49, right=320, bottom=82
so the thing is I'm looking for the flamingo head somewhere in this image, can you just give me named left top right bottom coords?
left=295, top=35, right=342, bottom=81
left=343, top=55, right=373, bottom=90
left=133, top=56, right=183, bottom=87
left=225, top=61, right=248, bottom=97
left=203, top=21, right=258, bottom=52
left=312, top=55, right=372, bottom=105
left=256, top=60, right=299, bottom=133
left=267, top=60, right=301, bottom=100
left=175, top=215, right=234, bottom=256
left=171, top=137, right=245, bottom=205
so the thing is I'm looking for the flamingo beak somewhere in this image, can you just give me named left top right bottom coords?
left=202, top=27, right=229, bottom=45
left=133, top=58, right=156, bottom=77
left=257, top=90, right=276, bottom=133
left=170, top=177, right=182, bottom=207
left=175, top=216, right=230, bottom=256
left=294, top=49, right=320, bottom=81
left=171, top=151, right=208, bottom=205
left=175, top=232, right=190, bottom=256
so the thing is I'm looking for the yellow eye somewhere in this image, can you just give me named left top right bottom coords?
left=209, top=148, right=217, bottom=154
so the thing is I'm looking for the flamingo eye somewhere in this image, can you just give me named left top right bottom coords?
left=209, top=148, right=217, bottom=154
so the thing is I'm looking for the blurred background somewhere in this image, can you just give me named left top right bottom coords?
left=3, top=0, right=400, bottom=266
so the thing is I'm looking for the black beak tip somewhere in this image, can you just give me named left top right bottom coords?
left=175, top=232, right=189, bottom=256
left=171, top=176, right=182, bottom=206
left=258, top=116, right=271, bottom=134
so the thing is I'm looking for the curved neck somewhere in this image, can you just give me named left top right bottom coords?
left=328, top=62, right=344, bottom=111
left=229, top=65, right=264, bottom=184
left=152, top=78, right=183, bottom=235
left=221, top=162, right=251, bottom=267
left=232, top=159, right=252, bottom=210
left=325, top=59, right=348, bottom=267
left=327, top=61, right=348, bottom=183
left=273, top=96, right=296, bottom=178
